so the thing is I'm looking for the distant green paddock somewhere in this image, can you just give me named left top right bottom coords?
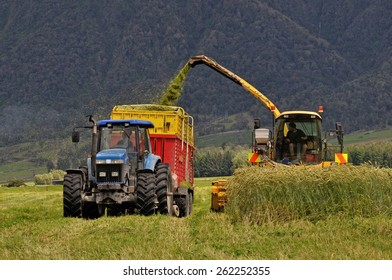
left=0, top=161, right=46, bottom=183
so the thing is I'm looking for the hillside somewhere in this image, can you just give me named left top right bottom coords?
left=0, top=0, right=391, bottom=147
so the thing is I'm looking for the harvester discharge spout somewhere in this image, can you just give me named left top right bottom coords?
left=188, top=55, right=281, bottom=118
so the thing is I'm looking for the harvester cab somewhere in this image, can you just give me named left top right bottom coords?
left=273, top=112, right=323, bottom=164
left=252, top=111, right=345, bottom=166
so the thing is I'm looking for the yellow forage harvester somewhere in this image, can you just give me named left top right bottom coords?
left=184, top=55, right=348, bottom=212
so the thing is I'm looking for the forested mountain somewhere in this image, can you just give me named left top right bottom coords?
left=0, top=0, right=391, bottom=146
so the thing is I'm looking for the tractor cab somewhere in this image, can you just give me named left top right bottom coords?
left=273, top=111, right=323, bottom=164
left=97, top=120, right=152, bottom=152
left=94, top=120, right=157, bottom=183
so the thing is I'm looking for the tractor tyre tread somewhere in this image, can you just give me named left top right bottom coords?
left=136, top=172, right=156, bottom=216
left=155, top=163, right=173, bottom=215
left=63, top=174, right=83, bottom=218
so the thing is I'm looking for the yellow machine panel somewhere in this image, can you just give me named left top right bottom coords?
left=211, top=179, right=228, bottom=212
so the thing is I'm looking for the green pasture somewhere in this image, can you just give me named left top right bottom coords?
left=1, top=174, right=392, bottom=260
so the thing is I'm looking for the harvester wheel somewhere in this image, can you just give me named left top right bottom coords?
left=136, top=172, right=156, bottom=216
left=63, top=173, right=82, bottom=218
left=155, top=163, right=174, bottom=215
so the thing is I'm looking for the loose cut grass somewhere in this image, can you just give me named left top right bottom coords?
left=159, top=63, right=191, bottom=106
left=226, top=165, right=392, bottom=224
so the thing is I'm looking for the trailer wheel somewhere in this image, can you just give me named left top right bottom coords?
left=155, top=163, right=174, bottom=215
left=63, top=174, right=82, bottom=218
left=188, top=191, right=193, bottom=215
left=136, top=172, right=156, bottom=216
left=175, top=193, right=190, bottom=218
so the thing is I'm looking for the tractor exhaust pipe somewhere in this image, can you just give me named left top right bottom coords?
left=88, top=115, right=98, bottom=178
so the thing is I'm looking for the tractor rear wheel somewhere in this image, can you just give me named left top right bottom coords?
left=63, top=174, right=82, bottom=218
left=136, top=172, right=156, bottom=216
left=155, top=163, right=174, bottom=215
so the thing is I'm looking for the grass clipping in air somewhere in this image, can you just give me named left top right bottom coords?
left=159, top=63, right=191, bottom=106
left=225, top=165, right=392, bottom=224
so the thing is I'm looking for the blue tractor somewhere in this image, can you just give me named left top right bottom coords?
left=63, top=116, right=175, bottom=218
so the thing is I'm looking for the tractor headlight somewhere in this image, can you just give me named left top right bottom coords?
left=111, top=171, right=119, bottom=177
left=99, top=172, right=106, bottom=177
left=96, top=159, right=124, bottom=164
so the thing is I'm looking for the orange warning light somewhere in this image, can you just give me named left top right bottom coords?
left=318, top=105, right=324, bottom=113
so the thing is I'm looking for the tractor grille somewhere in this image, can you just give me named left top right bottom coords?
left=96, top=164, right=122, bottom=183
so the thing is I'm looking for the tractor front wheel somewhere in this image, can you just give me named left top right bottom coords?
left=63, top=174, right=83, bottom=218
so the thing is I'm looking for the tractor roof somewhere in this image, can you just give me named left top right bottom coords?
left=97, top=119, right=154, bottom=128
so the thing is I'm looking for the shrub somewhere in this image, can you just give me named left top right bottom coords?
left=34, top=173, right=53, bottom=185
left=34, top=170, right=65, bottom=185
left=5, top=179, right=26, bottom=187
left=50, top=169, right=66, bottom=180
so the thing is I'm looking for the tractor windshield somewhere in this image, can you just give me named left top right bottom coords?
left=275, top=115, right=322, bottom=164
left=98, top=124, right=152, bottom=156
left=98, top=125, right=137, bottom=152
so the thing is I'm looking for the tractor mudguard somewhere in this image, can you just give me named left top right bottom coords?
left=65, top=168, right=85, bottom=183
left=87, top=158, right=96, bottom=183
left=143, top=153, right=161, bottom=172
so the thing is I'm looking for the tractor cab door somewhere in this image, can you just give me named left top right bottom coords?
left=134, top=126, right=153, bottom=170
left=135, top=127, right=152, bottom=156
left=274, top=113, right=323, bottom=164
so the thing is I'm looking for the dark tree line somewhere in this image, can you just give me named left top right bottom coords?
left=193, top=143, right=392, bottom=178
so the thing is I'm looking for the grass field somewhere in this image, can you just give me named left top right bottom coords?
left=1, top=176, right=392, bottom=260
left=341, top=129, right=392, bottom=145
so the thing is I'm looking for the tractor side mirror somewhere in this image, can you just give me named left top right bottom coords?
left=335, top=122, right=344, bottom=146
left=254, top=118, right=260, bottom=129
left=72, top=131, right=80, bottom=143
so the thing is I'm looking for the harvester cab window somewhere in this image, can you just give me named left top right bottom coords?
left=275, top=118, right=322, bottom=163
